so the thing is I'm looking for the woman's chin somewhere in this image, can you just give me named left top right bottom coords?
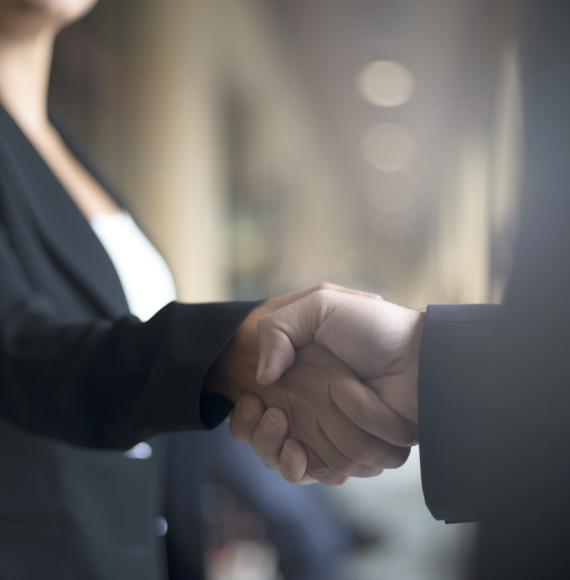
left=1, top=0, right=98, bottom=25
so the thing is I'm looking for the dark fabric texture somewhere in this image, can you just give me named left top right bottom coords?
left=0, top=101, right=257, bottom=580
left=418, top=1, right=570, bottom=577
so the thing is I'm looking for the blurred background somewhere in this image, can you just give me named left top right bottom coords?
left=50, top=0, right=523, bottom=578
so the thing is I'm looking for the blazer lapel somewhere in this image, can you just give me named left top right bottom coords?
left=0, top=104, right=130, bottom=318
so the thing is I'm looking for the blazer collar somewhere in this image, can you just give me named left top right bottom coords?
left=0, top=103, right=130, bottom=318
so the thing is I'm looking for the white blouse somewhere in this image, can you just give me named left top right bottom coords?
left=90, top=212, right=177, bottom=322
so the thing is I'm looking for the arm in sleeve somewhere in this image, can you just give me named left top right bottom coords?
left=419, top=0, right=570, bottom=525
left=418, top=304, right=506, bottom=523
left=419, top=302, right=570, bottom=524
left=0, top=225, right=258, bottom=449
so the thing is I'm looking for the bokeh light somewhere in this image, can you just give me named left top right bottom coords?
left=362, top=123, right=415, bottom=172
left=357, top=60, right=415, bottom=108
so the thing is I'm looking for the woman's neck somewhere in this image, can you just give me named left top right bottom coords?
left=0, top=30, right=54, bottom=134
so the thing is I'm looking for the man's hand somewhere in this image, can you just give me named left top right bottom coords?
left=230, top=283, right=424, bottom=483
left=230, top=342, right=413, bottom=481
left=256, top=284, right=424, bottom=424
left=208, top=286, right=416, bottom=482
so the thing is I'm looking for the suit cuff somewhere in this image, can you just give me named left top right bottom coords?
left=418, top=304, right=503, bottom=523
left=138, top=301, right=261, bottom=438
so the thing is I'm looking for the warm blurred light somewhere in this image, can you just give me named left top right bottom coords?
left=373, top=208, right=415, bottom=240
left=362, top=123, right=415, bottom=172
left=366, top=177, right=413, bottom=212
left=357, top=60, right=414, bottom=108
left=231, top=216, right=269, bottom=272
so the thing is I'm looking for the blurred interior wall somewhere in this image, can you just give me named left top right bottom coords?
left=416, top=43, right=521, bottom=305
left=125, top=0, right=229, bottom=301
left=403, top=0, right=522, bottom=306
left=119, top=0, right=351, bottom=302
left=52, top=0, right=524, bottom=307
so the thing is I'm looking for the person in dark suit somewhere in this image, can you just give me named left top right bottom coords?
left=0, top=1, right=414, bottom=578
left=230, top=1, right=570, bottom=578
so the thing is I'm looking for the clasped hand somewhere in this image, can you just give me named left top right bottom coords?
left=209, top=284, right=424, bottom=485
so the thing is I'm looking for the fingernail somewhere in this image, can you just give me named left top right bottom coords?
left=263, top=412, right=278, bottom=434
left=256, top=355, right=267, bottom=384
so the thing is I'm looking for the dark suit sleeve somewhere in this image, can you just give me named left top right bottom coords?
left=419, top=298, right=570, bottom=524
left=419, top=1, right=570, bottom=524
left=418, top=305, right=510, bottom=523
left=0, top=224, right=257, bottom=449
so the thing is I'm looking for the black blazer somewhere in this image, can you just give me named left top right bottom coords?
left=0, top=103, right=254, bottom=579
left=419, top=1, right=570, bottom=578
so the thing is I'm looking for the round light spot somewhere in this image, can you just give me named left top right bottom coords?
left=156, top=516, right=168, bottom=537
left=362, top=123, right=415, bottom=172
left=357, top=60, right=414, bottom=108
left=124, top=442, right=153, bottom=460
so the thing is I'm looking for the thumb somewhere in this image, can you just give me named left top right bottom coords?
left=256, top=292, right=326, bottom=384
left=256, top=316, right=296, bottom=384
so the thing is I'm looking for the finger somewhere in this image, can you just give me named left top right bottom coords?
left=257, top=318, right=296, bottom=385
left=369, top=373, right=419, bottom=428
left=251, top=408, right=290, bottom=469
left=257, top=290, right=331, bottom=384
left=257, top=283, right=383, bottom=385
left=321, top=391, right=412, bottom=470
left=319, top=282, right=383, bottom=301
left=307, top=419, right=388, bottom=477
left=229, top=395, right=265, bottom=444
left=305, top=446, right=352, bottom=485
left=329, top=379, right=418, bottom=447
left=278, top=438, right=315, bottom=484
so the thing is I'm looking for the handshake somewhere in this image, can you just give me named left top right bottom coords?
left=209, top=283, right=425, bottom=485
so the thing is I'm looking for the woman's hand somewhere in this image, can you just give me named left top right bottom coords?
left=230, top=397, right=319, bottom=484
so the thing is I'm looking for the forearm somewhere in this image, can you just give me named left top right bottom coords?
left=418, top=303, right=570, bottom=523
left=418, top=305, right=506, bottom=522
left=0, top=300, right=258, bottom=448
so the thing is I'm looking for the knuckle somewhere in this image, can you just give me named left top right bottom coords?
left=255, top=414, right=287, bottom=452
left=330, top=455, right=357, bottom=475
left=400, top=425, right=419, bottom=447
left=243, top=394, right=264, bottom=417
left=319, top=472, right=349, bottom=486
left=388, top=419, right=417, bottom=447
left=255, top=446, right=278, bottom=468
left=305, top=448, right=329, bottom=479
left=354, top=445, right=376, bottom=467
left=257, top=314, right=274, bottom=332
left=341, top=437, right=371, bottom=466
left=328, top=475, right=349, bottom=486
left=331, top=382, right=368, bottom=421
left=281, top=469, right=299, bottom=484
left=388, top=446, right=411, bottom=468
left=228, top=416, right=244, bottom=440
left=310, top=288, right=336, bottom=322
left=312, top=287, right=332, bottom=306
left=307, top=466, right=332, bottom=480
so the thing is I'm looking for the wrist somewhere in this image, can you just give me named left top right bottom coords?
left=410, top=309, right=426, bottom=363
left=406, top=309, right=424, bottom=423
left=387, top=306, right=423, bottom=424
left=204, top=303, right=266, bottom=403
left=386, top=304, right=425, bottom=373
